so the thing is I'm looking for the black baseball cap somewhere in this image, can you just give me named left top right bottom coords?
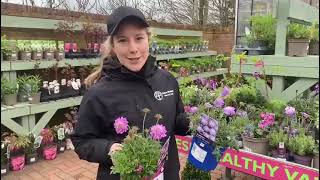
left=107, top=6, right=149, bottom=36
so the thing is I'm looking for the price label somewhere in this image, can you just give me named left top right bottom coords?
left=279, top=142, right=285, bottom=149
left=58, top=128, right=65, bottom=140
left=191, top=143, right=207, bottom=163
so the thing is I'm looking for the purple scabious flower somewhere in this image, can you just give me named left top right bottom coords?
left=150, top=124, right=167, bottom=140
left=190, top=106, right=198, bottom=114
left=213, top=98, right=224, bottom=108
left=223, top=106, right=236, bottom=116
left=301, top=112, right=310, bottom=119
left=114, top=117, right=129, bottom=134
left=207, top=80, right=218, bottom=90
left=253, top=72, right=262, bottom=80
left=236, top=110, right=248, bottom=118
left=285, top=106, right=296, bottom=117
left=221, top=86, right=230, bottom=97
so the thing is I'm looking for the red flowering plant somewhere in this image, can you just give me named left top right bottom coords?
left=110, top=108, right=168, bottom=179
left=40, top=128, right=54, bottom=146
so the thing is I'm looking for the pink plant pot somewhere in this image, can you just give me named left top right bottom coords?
left=43, top=144, right=57, bottom=160
left=10, top=155, right=25, bottom=171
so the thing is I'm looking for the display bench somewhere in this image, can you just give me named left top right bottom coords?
left=175, top=135, right=319, bottom=180
left=231, top=0, right=319, bottom=103
left=1, top=68, right=227, bottom=136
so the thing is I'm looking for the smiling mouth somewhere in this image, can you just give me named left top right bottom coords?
left=128, top=57, right=140, bottom=61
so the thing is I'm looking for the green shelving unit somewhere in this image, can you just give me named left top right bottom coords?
left=231, top=0, right=319, bottom=103
left=1, top=14, right=224, bottom=135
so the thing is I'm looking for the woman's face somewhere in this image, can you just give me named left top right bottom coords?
left=112, top=23, right=149, bottom=72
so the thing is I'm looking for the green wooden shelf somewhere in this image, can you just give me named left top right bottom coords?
left=288, top=0, right=319, bottom=23
left=150, top=27, right=202, bottom=37
left=1, top=69, right=227, bottom=118
left=231, top=55, right=319, bottom=78
left=178, top=68, right=228, bottom=82
left=1, top=15, right=203, bottom=37
left=156, top=51, right=217, bottom=61
left=1, top=51, right=217, bottom=71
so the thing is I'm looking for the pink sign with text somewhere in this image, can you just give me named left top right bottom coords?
left=175, top=136, right=319, bottom=180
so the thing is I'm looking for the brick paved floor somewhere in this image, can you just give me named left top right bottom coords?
left=2, top=150, right=255, bottom=180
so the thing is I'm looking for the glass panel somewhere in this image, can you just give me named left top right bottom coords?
left=253, top=0, right=273, bottom=15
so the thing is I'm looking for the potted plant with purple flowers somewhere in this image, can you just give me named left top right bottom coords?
left=110, top=108, right=168, bottom=179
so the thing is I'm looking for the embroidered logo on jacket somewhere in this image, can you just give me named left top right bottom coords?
left=154, top=90, right=174, bottom=101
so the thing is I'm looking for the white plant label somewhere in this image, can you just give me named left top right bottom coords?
left=59, top=52, right=63, bottom=56
left=47, top=53, right=52, bottom=56
left=60, top=147, right=65, bottom=151
left=30, top=158, right=36, bottom=162
left=61, top=79, right=67, bottom=86
left=279, top=142, right=285, bottom=149
left=57, top=128, right=65, bottom=140
left=54, top=85, right=60, bottom=94
left=71, top=81, right=79, bottom=90
left=191, top=143, right=207, bottom=163
left=34, top=136, right=43, bottom=148
left=37, top=53, right=42, bottom=57
left=27, top=53, right=31, bottom=56
left=1, top=169, right=6, bottom=174
left=12, top=54, right=16, bottom=57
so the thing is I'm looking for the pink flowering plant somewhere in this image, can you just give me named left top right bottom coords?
left=110, top=108, right=167, bottom=179
left=243, top=111, right=276, bottom=139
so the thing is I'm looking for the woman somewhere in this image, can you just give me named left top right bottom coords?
left=71, top=6, right=190, bottom=180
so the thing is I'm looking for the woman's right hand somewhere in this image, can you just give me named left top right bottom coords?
left=108, top=143, right=123, bottom=156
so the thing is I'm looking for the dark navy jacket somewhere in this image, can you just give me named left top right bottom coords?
left=71, top=55, right=189, bottom=180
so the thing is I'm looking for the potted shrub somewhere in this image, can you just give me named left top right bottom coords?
left=17, top=40, right=32, bottom=60
left=267, top=129, right=289, bottom=159
left=1, top=140, right=10, bottom=176
left=245, top=14, right=276, bottom=55
left=3, top=39, right=18, bottom=61
left=43, top=41, right=55, bottom=60
left=1, top=77, right=18, bottom=106
left=287, top=133, right=315, bottom=167
left=5, top=133, right=30, bottom=171
left=17, top=75, right=31, bottom=102
left=309, top=22, right=319, bottom=55
left=39, top=128, right=57, bottom=160
left=27, top=75, right=42, bottom=104
left=181, top=161, right=211, bottom=180
left=54, top=41, right=65, bottom=60
left=31, top=40, right=43, bottom=60
left=24, top=134, right=38, bottom=165
left=287, top=23, right=311, bottom=57
left=52, top=124, right=67, bottom=153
